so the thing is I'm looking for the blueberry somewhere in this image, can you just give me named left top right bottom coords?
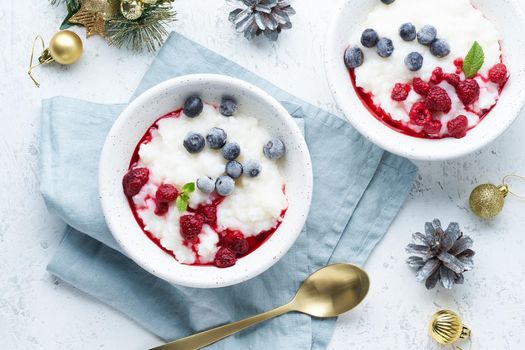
left=417, top=25, right=437, bottom=45
left=215, top=176, right=235, bottom=196
left=399, top=23, right=416, bottom=41
left=404, top=52, right=424, bottom=71
left=206, top=127, right=227, bottom=149
left=344, top=47, right=364, bottom=69
left=183, top=132, right=205, bottom=153
left=381, top=0, right=395, bottom=4
left=196, top=176, right=215, bottom=194
left=225, top=161, right=243, bottom=179
left=222, top=142, right=241, bottom=160
left=263, top=138, right=286, bottom=160
left=430, top=39, right=450, bottom=58
left=244, top=159, right=261, bottom=178
left=376, top=38, right=394, bottom=58
left=360, top=29, right=379, bottom=48
left=183, top=95, right=203, bottom=118
left=220, top=98, right=238, bottom=117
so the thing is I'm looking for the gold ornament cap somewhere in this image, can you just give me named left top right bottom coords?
left=469, top=183, right=508, bottom=219
left=430, top=310, right=471, bottom=345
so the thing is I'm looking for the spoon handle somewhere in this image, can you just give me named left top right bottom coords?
left=150, top=303, right=294, bottom=350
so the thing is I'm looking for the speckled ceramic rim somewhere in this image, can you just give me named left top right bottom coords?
left=99, top=74, right=313, bottom=288
left=324, top=0, right=525, bottom=161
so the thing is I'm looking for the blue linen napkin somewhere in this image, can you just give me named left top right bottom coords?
left=42, top=32, right=417, bottom=349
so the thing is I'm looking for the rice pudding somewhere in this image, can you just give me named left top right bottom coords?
left=122, top=96, right=288, bottom=268
left=344, top=0, right=509, bottom=139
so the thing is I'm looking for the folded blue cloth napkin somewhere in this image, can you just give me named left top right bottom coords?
left=41, top=32, right=417, bottom=349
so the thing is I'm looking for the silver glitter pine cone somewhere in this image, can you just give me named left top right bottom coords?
left=406, top=219, right=475, bottom=290
left=228, top=0, right=296, bottom=41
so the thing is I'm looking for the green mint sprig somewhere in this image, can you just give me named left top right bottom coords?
left=176, top=182, right=195, bottom=213
left=463, top=41, right=485, bottom=78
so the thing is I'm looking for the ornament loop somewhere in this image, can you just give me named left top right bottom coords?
left=28, top=35, right=47, bottom=87
left=503, top=174, right=525, bottom=200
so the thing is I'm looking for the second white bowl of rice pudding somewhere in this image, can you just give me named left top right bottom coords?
left=99, top=74, right=312, bottom=288
left=325, top=0, right=525, bottom=160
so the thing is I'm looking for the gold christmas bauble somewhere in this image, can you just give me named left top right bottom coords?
left=48, top=30, right=83, bottom=65
left=141, top=0, right=158, bottom=3
left=469, top=183, right=509, bottom=219
left=429, top=310, right=471, bottom=345
left=121, top=0, right=144, bottom=20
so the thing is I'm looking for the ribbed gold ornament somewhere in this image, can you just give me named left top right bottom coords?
left=429, top=310, right=471, bottom=346
left=469, top=183, right=508, bottom=219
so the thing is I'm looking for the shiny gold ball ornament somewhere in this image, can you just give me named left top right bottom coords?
left=469, top=183, right=509, bottom=219
left=430, top=310, right=471, bottom=347
left=120, top=0, right=145, bottom=20
left=141, top=0, right=158, bottom=4
left=28, top=31, right=83, bottom=87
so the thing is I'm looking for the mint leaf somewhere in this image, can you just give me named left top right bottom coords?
left=463, top=42, right=485, bottom=78
left=182, top=182, right=195, bottom=193
left=176, top=196, right=188, bottom=213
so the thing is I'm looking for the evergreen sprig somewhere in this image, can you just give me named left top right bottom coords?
left=106, top=2, right=176, bottom=52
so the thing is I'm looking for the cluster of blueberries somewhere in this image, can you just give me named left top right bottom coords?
left=181, top=95, right=286, bottom=197
left=345, top=2, right=451, bottom=72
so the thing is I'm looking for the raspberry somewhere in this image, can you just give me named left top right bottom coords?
left=214, top=247, right=237, bottom=268
left=391, top=83, right=411, bottom=101
left=447, top=115, right=469, bottom=139
left=412, top=78, right=430, bottom=96
left=223, top=232, right=249, bottom=256
left=453, top=58, right=464, bottom=74
left=488, top=63, right=508, bottom=85
left=423, top=119, right=442, bottom=135
left=430, top=67, right=444, bottom=85
left=156, top=184, right=179, bottom=203
left=198, top=205, right=217, bottom=226
left=154, top=201, right=169, bottom=216
left=179, top=214, right=204, bottom=242
left=122, top=168, right=149, bottom=197
left=444, top=73, right=460, bottom=88
left=456, top=79, right=480, bottom=106
left=425, top=86, right=452, bottom=113
left=409, top=102, right=432, bottom=126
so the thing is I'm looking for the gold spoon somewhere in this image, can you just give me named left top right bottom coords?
left=151, top=263, right=370, bottom=350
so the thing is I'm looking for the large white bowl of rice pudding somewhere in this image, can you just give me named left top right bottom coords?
left=99, top=74, right=312, bottom=288
left=325, top=0, right=525, bottom=160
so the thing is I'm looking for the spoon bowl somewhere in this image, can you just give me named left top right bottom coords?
left=152, top=263, right=370, bottom=350
left=291, top=263, right=370, bottom=318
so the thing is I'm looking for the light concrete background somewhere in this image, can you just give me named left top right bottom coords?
left=1, top=0, right=525, bottom=349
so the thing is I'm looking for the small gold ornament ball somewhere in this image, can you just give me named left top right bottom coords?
left=141, top=0, right=158, bottom=3
left=429, top=310, right=471, bottom=345
left=121, top=0, right=145, bottom=20
left=469, top=183, right=508, bottom=219
left=49, top=30, right=83, bottom=65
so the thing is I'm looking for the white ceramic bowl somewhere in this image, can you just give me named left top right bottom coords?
left=99, top=74, right=312, bottom=288
left=325, top=0, right=525, bottom=161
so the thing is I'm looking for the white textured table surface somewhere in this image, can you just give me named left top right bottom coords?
left=2, top=1, right=525, bottom=349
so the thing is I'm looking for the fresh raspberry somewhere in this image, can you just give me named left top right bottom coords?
left=122, top=168, right=149, bottom=197
left=409, top=102, right=432, bottom=126
left=488, top=63, right=508, bottom=85
left=425, top=86, right=452, bottom=113
left=391, top=83, right=411, bottom=101
left=445, top=73, right=460, bottom=88
left=430, top=67, right=444, bottom=85
left=198, top=205, right=217, bottom=226
left=223, top=232, right=249, bottom=256
left=447, top=115, right=469, bottom=139
left=156, top=184, right=179, bottom=203
left=412, top=78, right=430, bottom=96
left=456, top=79, right=480, bottom=106
left=214, top=247, right=237, bottom=268
left=423, top=119, right=442, bottom=135
left=154, top=201, right=169, bottom=216
left=179, top=214, right=204, bottom=242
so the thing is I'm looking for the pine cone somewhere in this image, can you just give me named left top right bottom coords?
left=406, top=219, right=475, bottom=290
left=228, top=0, right=296, bottom=41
